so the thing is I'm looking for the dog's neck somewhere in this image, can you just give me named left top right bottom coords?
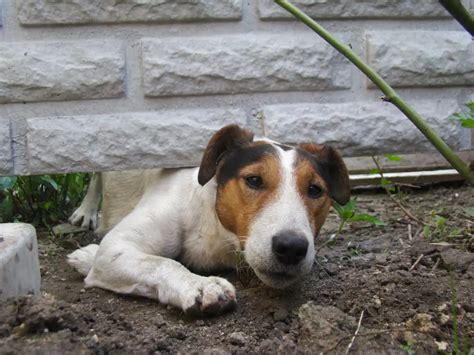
left=178, top=170, right=240, bottom=272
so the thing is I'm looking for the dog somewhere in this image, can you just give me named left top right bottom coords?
left=67, top=124, right=350, bottom=316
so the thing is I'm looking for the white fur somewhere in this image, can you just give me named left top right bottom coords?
left=245, top=148, right=314, bottom=288
left=68, top=141, right=317, bottom=314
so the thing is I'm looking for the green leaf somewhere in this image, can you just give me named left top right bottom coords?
left=384, top=154, right=401, bottom=162
left=0, top=195, right=14, bottom=222
left=0, top=176, right=17, bottom=190
left=435, top=215, right=446, bottom=229
left=380, top=177, right=392, bottom=187
left=349, top=213, right=385, bottom=226
left=39, top=176, right=59, bottom=190
left=369, top=168, right=380, bottom=175
left=465, top=101, right=474, bottom=112
left=463, top=208, right=474, bottom=218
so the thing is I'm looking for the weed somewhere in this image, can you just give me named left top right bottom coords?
left=0, top=173, right=90, bottom=228
left=332, top=198, right=384, bottom=235
left=450, top=102, right=474, bottom=128
left=400, top=339, right=416, bottom=355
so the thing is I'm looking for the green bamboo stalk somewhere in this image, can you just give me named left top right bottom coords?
left=439, top=0, right=474, bottom=36
left=274, top=0, right=474, bottom=184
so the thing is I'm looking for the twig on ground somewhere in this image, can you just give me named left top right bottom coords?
left=431, top=257, right=440, bottom=273
left=408, top=224, right=413, bottom=241
left=409, top=254, right=424, bottom=272
left=371, top=157, right=434, bottom=227
left=345, top=310, right=365, bottom=354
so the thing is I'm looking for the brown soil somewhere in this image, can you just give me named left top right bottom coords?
left=1, top=184, right=473, bottom=354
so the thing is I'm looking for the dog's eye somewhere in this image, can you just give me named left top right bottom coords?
left=245, top=175, right=264, bottom=189
left=308, top=184, right=322, bottom=199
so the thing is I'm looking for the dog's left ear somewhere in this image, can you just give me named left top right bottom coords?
left=299, top=143, right=350, bottom=205
left=198, top=124, right=254, bottom=186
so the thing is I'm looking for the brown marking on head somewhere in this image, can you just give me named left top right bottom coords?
left=298, top=143, right=350, bottom=205
left=293, top=158, right=332, bottom=236
left=215, top=143, right=281, bottom=247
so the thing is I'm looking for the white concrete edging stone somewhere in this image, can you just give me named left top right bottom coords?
left=0, top=223, right=41, bottom=300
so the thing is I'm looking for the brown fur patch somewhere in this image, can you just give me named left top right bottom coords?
left=294, top=159, right=332, bottom=236
left=216, top=151, right=281, bottom=247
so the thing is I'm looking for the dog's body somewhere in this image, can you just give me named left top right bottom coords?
left=68, top=125, right=350, bottom=315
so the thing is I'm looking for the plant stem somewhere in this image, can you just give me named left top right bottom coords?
left=274, top=0, right=474, bottom=185
left=439, top=0, right=474, bottom=36
left=371, top=156, right=433, bottom=227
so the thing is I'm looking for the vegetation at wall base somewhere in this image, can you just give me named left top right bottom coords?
left=0, top=173, right=90, bottom=228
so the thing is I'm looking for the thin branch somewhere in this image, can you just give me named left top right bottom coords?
left=439, top=0, right=474, bottom=35
left=345, top=310, right=364, bottom=354
left=273, top=0, right=474, bottom=185
left=371, top=157, right=433, bottom=227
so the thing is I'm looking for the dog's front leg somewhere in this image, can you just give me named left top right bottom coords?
left=86, top=246, right=236, bottom=316
left=79, top=209, right=236, bottom=316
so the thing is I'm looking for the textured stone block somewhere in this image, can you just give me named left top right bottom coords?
left=142, top=34, right=351, bottom=97
left=0, top=223, right=41, bottom=300
left=366, top=31, right=474, bottom=88
left=26, top=108, right=247, bottom=173
left=0, top=120, right=11, bottom=174
left=0, top=41, right=125, bottom=103
left=258, top=0, right=449, bottom=19
left=263, top=100, right=464, bottom=156
left=17, top=0, right=242, bottom=25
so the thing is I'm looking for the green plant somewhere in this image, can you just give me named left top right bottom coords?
left=332, top=198, right=384, bottom=235
left=450, top=102, right=474, bottom=128
left=400, top=340, right=416, bottom=355
left=0, top=173, right=91, bottom=228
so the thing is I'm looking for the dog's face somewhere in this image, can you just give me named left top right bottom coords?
left=198, top=125, right=350, bottom=288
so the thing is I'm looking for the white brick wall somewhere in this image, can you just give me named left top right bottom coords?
left=0, top=0, right=472, bottom=175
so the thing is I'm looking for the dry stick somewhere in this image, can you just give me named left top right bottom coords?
left=409, top=254, right=424, bottom=271
left=345, top=310, right=365, bottom=354
left=273, top=0, right=474, bottom=185
left=371, top=156, right=433, bottom=227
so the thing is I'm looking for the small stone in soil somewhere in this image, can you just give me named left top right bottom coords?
left=273, top=308, right=289, bottom=322
left=229, top=331, right=246, bottom=346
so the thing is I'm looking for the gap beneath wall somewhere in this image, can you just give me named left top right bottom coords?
left=346, top=150, right=473, bottom=187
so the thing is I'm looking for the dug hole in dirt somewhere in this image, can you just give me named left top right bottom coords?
left=0, top=184, right=473, bottom=354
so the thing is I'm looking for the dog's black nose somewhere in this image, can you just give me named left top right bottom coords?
left=272, top=232, right=308, bottom=265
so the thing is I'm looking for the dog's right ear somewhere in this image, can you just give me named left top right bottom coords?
left=198, top=124, right=254, bottom=186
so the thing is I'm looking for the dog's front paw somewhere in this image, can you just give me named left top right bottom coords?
left=183, top=276, right=236, bottom=316
left=69, top=204, right=98, bottom=230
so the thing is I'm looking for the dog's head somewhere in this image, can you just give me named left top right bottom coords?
left=198, top=125, right=350, bottom=288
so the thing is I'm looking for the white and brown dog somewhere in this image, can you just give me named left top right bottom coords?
left=67, top=125, right=350, bottom=316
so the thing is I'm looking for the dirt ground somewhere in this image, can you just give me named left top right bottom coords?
left=1, top=183, right=473, bottom=354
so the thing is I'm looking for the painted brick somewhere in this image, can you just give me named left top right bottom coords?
left=0, top=40, right=125, bottom=104
left=366, top=31, right=474, bottom=88
left=17, top=0, right=242, bottom=25
left=0, top=120, right=11, bottom=174
left=142, top=34, right=351, bottom=97
left=258, top=0, right=449, bottom=19
left=263, top=100, right=464, bottom=156
left=26, top=108, right=247, bottom=173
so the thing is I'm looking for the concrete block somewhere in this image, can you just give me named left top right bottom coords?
left=142, top=34, right=351, bottom=97
left=25, top=108, right=247, bottom=174
left=366, top=31, right=474, bottom=88
left=0, top=119, right=11, bottom=175
left=263, top=99, right=465, bottom=156
left=17, top=0, right=242, bottom=25
left=0, top=223, right=41, bottom=300
left=0, top=40, right=125, bottom=103
left=258, top=0, right=449, bottom=20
